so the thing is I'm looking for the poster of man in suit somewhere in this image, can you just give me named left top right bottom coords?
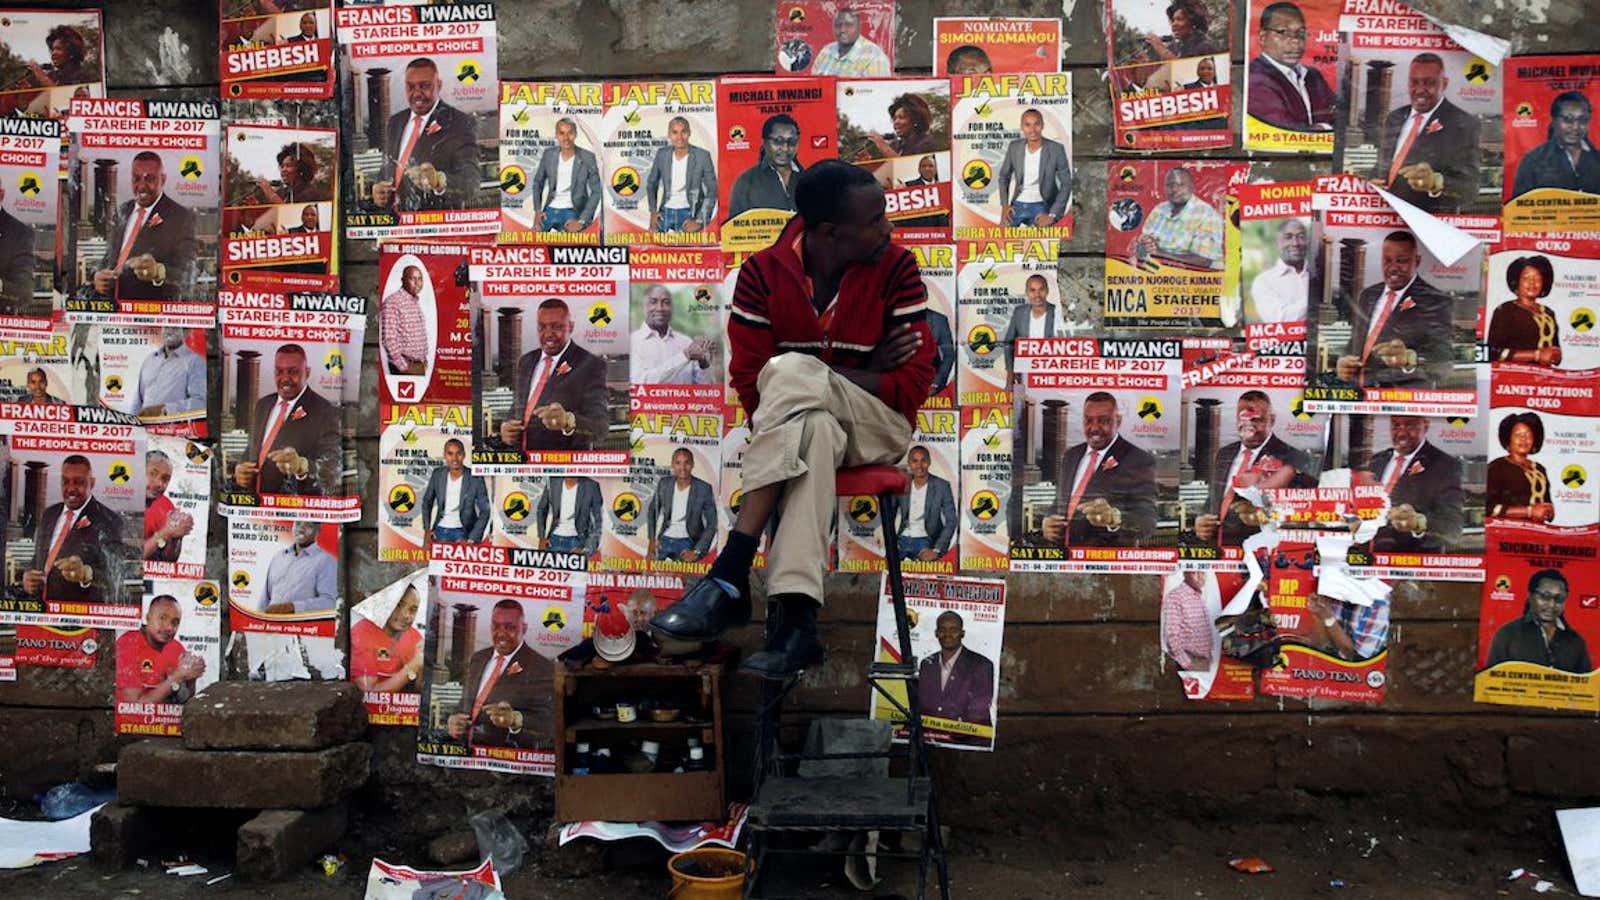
left=870, top=574, right=1005, bottom=752
left=956, top=239, right=1069, bottom=401
left=378, top=428, right=480, bottom=565
left=1355, top=411, right=1485, bottom=579
left=951, top=72, right=1074, bottom=240
left=1243, top=0, right=1340, bottom=153
left=337, top=5, right=498, bottom=239
left=837, top=417, right=959, bottom=577
left=498, top=81, right=604, bottom=244
left=598, top=79, right=718, bottom=247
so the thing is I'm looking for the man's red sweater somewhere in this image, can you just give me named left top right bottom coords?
left=727, top=216, right=935, bottom=426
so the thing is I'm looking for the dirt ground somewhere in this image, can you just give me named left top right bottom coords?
left=0, top=814, right=1581, bottom=898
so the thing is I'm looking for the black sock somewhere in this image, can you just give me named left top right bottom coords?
left=773, top=593, right=819, bottom=635
left=707, top=531, right=759, bottom=598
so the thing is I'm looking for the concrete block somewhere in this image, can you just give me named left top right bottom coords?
left=182, top=681, right=367, bottom=751
left=118, top=740, right=370, bottom=809
left=1508, top=732, right=1600, bottom=797
left=90, top=802, right=156, bottom=868
left=236, top=805, right=349, bottom=882
left=427, top=829, right=479, bottom=866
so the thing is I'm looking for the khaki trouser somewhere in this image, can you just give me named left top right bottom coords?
left=744, top=353, right=913, bottom=601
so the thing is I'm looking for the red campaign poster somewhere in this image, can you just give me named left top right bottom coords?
left=933, top=18, right=1061, bottom=75
left=1242, top=0, right=1340, bottom=153
left=1161, top=570, right=1258, bottom=702
left=1257, top=536, right=1389, bottom=704
left=220, top=0, right=334, bottom=101
left=226, top=519, right=342, bottom=640
left=1501, top=54, right=1600, bottom=235
left=1475, top=525, right=1600, bottom=712
left=1105, top=0, right=1232, bottom=151
left=378, top=241, right=477, bottom=426
left=837, top=78, right=951, bottom=243
left=220, top=123, right=339, bottom=295
left=775, top=0, right=894, bottom=77
left=717, top=76, right=837, bottom=254
left=1104, top=160, right=1240, bottom=327
left=15, top=624, right=99, bottom=669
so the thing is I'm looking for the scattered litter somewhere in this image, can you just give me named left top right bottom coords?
left=205, top=873, right=232, bottom=886
left=1360, top=836, right=1380, bottom=859
left=319, top=854, right=346, bottom=877
left=1330, top=879, right=1348, bottom=888
left=1228, top=856, right=1274, bottom=874
left=167, top=864, right=208, bottom=876
left=468, top=811, right=527, bottom=876
left=1557, top=806, right=1600, bottom=897
left=38, top=783, right=115, bottom=821
left=1535, top=881, right=1555, bottom=893
left=364, top=857, right=501, bottom=900
left=1512, top=869, right=1529, bottom=881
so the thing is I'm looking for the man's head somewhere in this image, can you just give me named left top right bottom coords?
left=277, top=143, right=316, bottom=188
left=1389, top=414, right=1429, bottom=457
left=946, top=45, right=992, bottom=75
left=129, top=151, right=165, bottom=209
left=1019, top=108, right=1045, bottom=144
left=1406, top=53, right=1447, bottom=114
left=934, top=611, right=964, bottom=651
left=1236, top=390, right=1274, bottom=449
left=1527, top=569, right=1569, bottom=626
left=1380, top=230, right=1420, bottom=290
left=761, top=114, right=801, bottom=171
left=292, top=520, right=320, bottom=548
left=907, top=445, right=931, bottom=479
left=299, top=204, right=319, bottom=230
left=401, top=265, right=423, bottom=298
left=795, top=159, right=892, bottom=264
left=1258, top=2, right=1308, bottom=68
left=917, top=155, right=938, bottom=182
left=644, top=284, right=673, bottom=334
left=1182, top=570, right=1207, bottom=591
left=298, top=12, right=317, bottom=38
left=622, top=588, right=657, bottom=630
left=490, top=598, right=527, bottom=655
left=144, top=595, right=181, bottom=646
left=442, top=438, right=465, bottom=474
left=161, top=327, right=186, bottom=351
left=403, top=58, right=442, bottom=117
left=146, top=450, right=173, bottom=502
left=60, top=454, right=93, bottom=511
left=667, top=116, right=691, bottom=151
left=1549, top=91, right=1593, bottom=152
left=388, top=585, right=420, bottom=632
left=554, top=117, right=577, bottom=152
left=670, top=447, right=694, bottom=482
left=833, top=8, right=861, bottom=46
left=272, top=343, right=311, bottom=401
left=1277, top=218, right=1309, bottom=268
left=1025, top=274, right=1051, bottom=311
left=535, top=298, right=573, bottom=357
left=370, top=179, right=395, bottom=207
left=1163, top=167, right=1195, bottom=206
left=25, top=367, right=48, bottom=400
left=1195, top=57, right=1217, bottom=84
left=1081, top=391, right=1121, bottom=452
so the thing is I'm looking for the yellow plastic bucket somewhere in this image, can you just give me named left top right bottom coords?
left=666, top=847, right=746, bottom=899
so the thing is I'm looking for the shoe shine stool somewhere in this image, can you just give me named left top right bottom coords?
left=742, top=464, right=952, bottom=900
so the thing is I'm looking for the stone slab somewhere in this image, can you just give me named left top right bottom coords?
left=237, top=805, right=349, bottom=882
left=118, top=740, right=370, bottom=810
left=182, top=681, right=366, bottom=752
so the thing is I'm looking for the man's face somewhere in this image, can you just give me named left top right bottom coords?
left=1278, top=219, right=1308, bottom=267
left=671, top=451, right=693, bottom=481
left=26, top=370, right=47, bottom=399
left=60, top=462, right=92, bottom=510
left=1081, top=399, right=1120, bottom=451
left=443, top=441, right=464, bottom=472
left=490, top=605, right=527, bottom=655
left=555, top=121, right=576, bottom=151
left=1389, top=415, right=1428, bottom=457
left=273, top=350, right=309, bottom=401
left=404, top=64, right=441, bottom=116
left=1183, top=570, right=1206, bottom=591
left=828, top=184, right=892, bottom=264
left=146, top=600, right=180, bottom=645
left=1380, top=238, right=1420, bottom=290
left=371, top=180, right=394, bottom=206
left=834, top=12, right=860, bottom=44
left=402, top=266, right=423, bottom=297
left=764, top=123, right=800, bottom=169
left=388, top=589, right=420, bottom=632
left=1407, top=60, right=1446, bottom=114
left=950, top=52, right=990, bottom=75
left=146, top=458, right=172, bottom=502
left=623, top=591, right=656, bottom=630
left=300, top=205, right=319, bottom=230
left=1530, top=577, right=1568, bottom=625
left=1196, top=58, right=1216, bottom=83
left=1553, top=99, right=1591, bottom=151
left=1236, top=400, right=1274, bottom=449
left=1020, top=111, right=1044, bottom=143
left=1025, top=276, right=1049, bottom=311
left=1164, top=170, right=1193, bottom=205
left=934, top=616, right=963, bottom=651
left=668, top=119, right=690, bottom=150
left=299, top=12, right=317, bottom=37
left=293, top=521, right=320, bottom=547
left=130, top=158, right=164, bottom=208
left=907, top=449, right=930, bottom=479
left=1260, top=10, right=1308, bottom=67
left=161, top=327, right=185, bottom=351
left=645, top=287, right=672, bottom=332
left=279, top=153, right=300, bottom=186
left=918, top=157, right=937, bottom=182
left=536, top=306, right=572, bottom=356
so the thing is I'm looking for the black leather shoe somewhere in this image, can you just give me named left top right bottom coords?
left=650, top=578, right=750, bottom=642
left=740, top=628, right=826, bottom=680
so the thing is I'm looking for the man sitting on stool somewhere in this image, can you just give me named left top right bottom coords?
left=651, top=160, right=935, bottom=678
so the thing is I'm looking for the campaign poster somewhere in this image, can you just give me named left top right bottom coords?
left=0, top=327, right=73, bottom=406
left=337, top=2, right=499, bottom=239
left=955, top=238, right=1066, bottom=403
left=629, top=396, right=721, bottom=578
left=142, top=432, right=212, bottom=583
left=0, top=9, right=104, bottom=118
left=350, top=569, right=427, bottom=726
left=499, top=81, right=604, bottom=245
left=1104, top=160, right=1242, bottom=327
left=220, top=1, right=334, bottom=100
left=629, top=247, right=724, bottom=408
left=1487, top=240, right=1600, bottom=371
left=1009, top=337, right=1183, bottom=573
left=1178, top=349, right=1323, bottom=572
left=838, top=78, right=950, bottom=242
left=1238, top=178, right=1313, bottom=350
left=0, top=404, right=144, bottom=630
left=869, top=573, right=1003, bottom=751
left=717, top=76, right=836, bottom=254
left=1501, top=54, right=1600, bottom=235
left=218, top=290, right=366, bottom=521
left=79, top=325, right=208, bottom=437
left=1333, top=8, right=1501, bottom=215
left=221, top=123, right=339, bottom=293
left=379, top=427, right=477, bottom=564
left=14, top=623, right=97, bottom=669
left=775, top=0, right=894, bottom=77
left=951, top=73, right=1074, bottom=240
left=717, top=403, right=769, bottom=572
left=364, top=859, right=500, bottom=900
left=1242, top=0, right=1339, bottom=153
left=597, top=469, right=653, bottom=575
left=1304, top=174, right=1485, bottom=417
left=1160, top=569, right=1259, bottom=702
left=114, top=576, right=221, bottom=736
left=377, top=240, right=475, bottom=424
left=1256, top=531, right=1391, bottom=703
left=958, top=401, right=1010, bottom=572
left=1106, top=0, right=1232, bottom=151
left=469, top=245, right=629, bottom=476
left=933, top=17, right=1061, bottom=76
left=226, top=517, right=340, bottom=642
left=1475, top=529, right=1600, bottom=711
left=1486, top=367, right=1600, bottom=532
left=599, top=80, right=718, bottom=247
left=0, top=117, right=62, bottom=339
left=907, top=244, right=957, bottom=410
left=226, top=630, right=343, bottom=683
left=419, top=542, right=587, bottom=776
left=838, top=407, right=958, bottom=576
